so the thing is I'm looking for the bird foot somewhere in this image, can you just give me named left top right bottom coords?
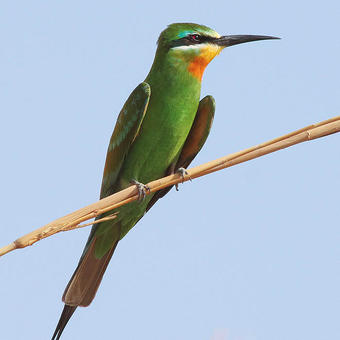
left=175, top=167, right=191, bottom=191
left=130, top=179, right=150, bottom=200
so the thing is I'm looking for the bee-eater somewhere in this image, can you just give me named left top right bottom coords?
left=52, top=23, right=278, bottom=339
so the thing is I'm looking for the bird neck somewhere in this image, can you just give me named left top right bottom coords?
left=145, top=47, right=204, bottom=89
left=146, top=43, right=222, bottom=85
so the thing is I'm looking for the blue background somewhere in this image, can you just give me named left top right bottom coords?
left=1, top=1, right=339, bottom=339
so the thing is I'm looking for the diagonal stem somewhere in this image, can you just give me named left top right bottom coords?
left=0, top=115, right=339, bottom=257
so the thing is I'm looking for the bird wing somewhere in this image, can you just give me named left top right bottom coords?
left=175, top=95, right=215, bottom=169
left=51, top=82, right=150, bottom=340
left=146, top=95, right=215, bottom=211
left=64, top=81, right=151, bottom=303
left=100, top=82, right=151, bottom=198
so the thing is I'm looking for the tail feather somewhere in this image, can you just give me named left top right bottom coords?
left=51, top=305, right=77, bottom=340
left=51, top=238, right=119, bottom=339
left=62, top=239, right=118, bottom=306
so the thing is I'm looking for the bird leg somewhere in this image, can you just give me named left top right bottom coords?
left=130, top=179, right=151, bottom=200
left=175, top=167, right=191, bottom=191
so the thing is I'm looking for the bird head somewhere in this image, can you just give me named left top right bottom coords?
left=157, top=23, right=279, bottom=81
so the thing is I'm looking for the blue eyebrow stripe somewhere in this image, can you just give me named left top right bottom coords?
left=177, top=30, right=193, bottom=38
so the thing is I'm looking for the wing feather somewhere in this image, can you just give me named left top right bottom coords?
left=100, top=82, right=151, bottom=198
left=51, top=83, right=151, bottom=339
left=146, top=95, right=215, bottom=211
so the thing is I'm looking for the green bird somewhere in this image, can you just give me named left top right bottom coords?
left=52, top=23, right=278, bottom=339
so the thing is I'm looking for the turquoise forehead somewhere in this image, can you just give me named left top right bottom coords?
left=178, top=26, right=220, bottom=38
left=177, top=30, right=196, bottom=38
left=162, top=23, right=220, bottom=41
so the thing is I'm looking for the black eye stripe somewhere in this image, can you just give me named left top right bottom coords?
left=169, top=34, right=217, bottom=48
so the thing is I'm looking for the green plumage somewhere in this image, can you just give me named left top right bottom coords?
left=52, top=22, right=278, bottom=340
left=93, top=30, right=205, bottom=257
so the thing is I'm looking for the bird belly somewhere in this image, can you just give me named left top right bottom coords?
left=120, top=95, right=199, bottom=186
left=115, top=93, right=200, bottom=237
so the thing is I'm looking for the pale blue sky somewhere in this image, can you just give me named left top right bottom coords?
left=1, top=1, right=339, bottom=340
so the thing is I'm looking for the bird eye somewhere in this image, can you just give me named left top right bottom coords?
left=189, top=34, right=201, bottom=42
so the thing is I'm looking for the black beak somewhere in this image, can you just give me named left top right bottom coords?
left=215, top=34, right=280, bottom=47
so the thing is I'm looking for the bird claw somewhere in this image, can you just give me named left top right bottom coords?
left=130, top=179, right=150, bottom=201
left=175, top=167, right=191, bottom=191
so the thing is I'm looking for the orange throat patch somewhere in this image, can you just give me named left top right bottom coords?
left=188, top=45, right=222, bottom=81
